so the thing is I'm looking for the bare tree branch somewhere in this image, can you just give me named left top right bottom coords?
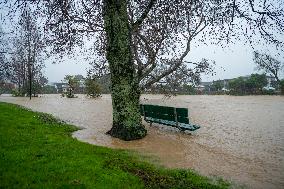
left=132, top=0, right=157, bottom=32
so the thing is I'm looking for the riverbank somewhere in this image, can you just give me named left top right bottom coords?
left=0, top=102, right=229, bottom=189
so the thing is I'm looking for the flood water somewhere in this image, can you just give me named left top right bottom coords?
left=1, top=94, right=283, bottom=189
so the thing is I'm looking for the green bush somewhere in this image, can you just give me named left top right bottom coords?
left=85, top=76, right=102, bottom=98
left=262, top=89, right=276, bottom=95
left=11, top=89, right=24, bottom=97
left=61, top=91, right=77, bottom=98
left=42, top=85, right=58, bottom=94
left=62, top=75, right=80, bottom=98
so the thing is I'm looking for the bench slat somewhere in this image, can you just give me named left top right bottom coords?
left=140, top=104, right=200, bottom=132
left=176, top=108, right=188, bottom=117
left=144, top=117, right=200, bottom=131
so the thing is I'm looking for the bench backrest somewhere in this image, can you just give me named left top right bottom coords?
left=140, top=104, right=189, bottom=124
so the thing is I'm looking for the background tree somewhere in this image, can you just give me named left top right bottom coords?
left=85, top=75, right=102, bottom=98
left=1, top=6, right=45, bottom=97
left=32, top=76, right=48, bottom=96
left=229, top=74, right=268, bottom=95
left=229, top=77, right=247, bottom=95
left=280, top=80, right=284, bottom=95
left=42, top=85, right=57, bottom=94
left=0, top=54, right=8, bottom=83
left=87, top=61, right=111, bottom=94
left=212, top=80, right=223, bottom=92
left=63, top=75, right=80, bottom=98
left=182, top=84, right=196, bottom=95
left=246, top=74, right=268, bottom=94
left=253, top=51, right=283, bottom=83
left=0, top=27, right=12, bottom=84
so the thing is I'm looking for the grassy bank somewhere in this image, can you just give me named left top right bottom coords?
left=0, top=102, right=229, bottom=189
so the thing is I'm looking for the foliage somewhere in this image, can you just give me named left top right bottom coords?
left=143, top=62, right=215, bottom=95
left=0, top=53, right=8, bottom=82
left=98, top=74, right=111, bottom=93
left=182, top=84, right=197, bottom=95
left=0, top=83, right=3, bottom=95
left=0, top=27, right=10, bottom=82
left=228, top=77, right=245, bottom=95
left=0, top=102, right=230, bottom=189
left=262, top=89, right=276, bottom=95
left=32, top=79, right=47, bottom=96
left=85, top=75, right=102, bottom=98
left=42, top=85, right=57, bottom=94
left=0, top=80, right=14, bottom=94
left=11, top=89, right=23, bottom=97
left=253, top=51, right=283, bottom=83
left=229, top=74, right=268, bottom=95
left=212, top=80, right=223, bottom=91
left=280, top=80, right=284, bottom=95
left=62, top=75, right=80, bottom=98
left=246, top=74, right=268, bottom=93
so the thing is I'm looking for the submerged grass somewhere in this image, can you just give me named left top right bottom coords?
left=0, top=102, right=230, bottom=189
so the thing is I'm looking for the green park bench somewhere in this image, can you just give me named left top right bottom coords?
left=140, top=104, right=200, bottom=131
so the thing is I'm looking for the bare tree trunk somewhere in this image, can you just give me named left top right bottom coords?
left=28, top=62, right=32, bottom=99
left=103, top=0, right=146, bottom=140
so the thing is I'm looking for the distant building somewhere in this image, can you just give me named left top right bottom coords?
left=198, top=82, right=213, bottom=92
left=0, top=79, right=16, bottom=93
left=194, top=84, right=206, bottom=92
left=48, top=76, right=86, bottom=94
left=48, top=82, right=68, bottom=93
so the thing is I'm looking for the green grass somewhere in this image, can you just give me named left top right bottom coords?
left=0, top=102, right=229, bottom=189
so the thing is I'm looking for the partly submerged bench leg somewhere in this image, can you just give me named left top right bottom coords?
left=142, top=105, right=146, bottom=120
left=142, top=105, right=152, bottom=126
left=174, top=108, right=181, bottom=131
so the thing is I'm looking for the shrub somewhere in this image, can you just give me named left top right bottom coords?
left=85, top=77, right=102, bottom=98
left=11, top=89, right=23, bottom=97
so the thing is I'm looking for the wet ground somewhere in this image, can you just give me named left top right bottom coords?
left=1, top=94, right=283, bottom=189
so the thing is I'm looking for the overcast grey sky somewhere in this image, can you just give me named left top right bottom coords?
left=44, top=41, right=278, bottom=83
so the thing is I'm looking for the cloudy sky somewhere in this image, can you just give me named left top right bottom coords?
left=44, top=41, right=275, bottom=83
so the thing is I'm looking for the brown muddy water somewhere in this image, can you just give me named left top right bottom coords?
left=0, top=94, right=283, bottom=189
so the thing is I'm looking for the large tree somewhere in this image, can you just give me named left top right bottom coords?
left=1, top=0, right=283, bottom=140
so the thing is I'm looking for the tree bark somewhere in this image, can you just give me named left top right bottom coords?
left=103, top=0, right=147, bottom=140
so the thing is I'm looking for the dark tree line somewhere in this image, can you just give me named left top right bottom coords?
left=228, top=73, right=268, bottom=95
left=1, top=0, right=283, bottom=140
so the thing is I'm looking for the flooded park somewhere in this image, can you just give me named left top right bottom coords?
left=0, top=94, right=283, bottom=189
